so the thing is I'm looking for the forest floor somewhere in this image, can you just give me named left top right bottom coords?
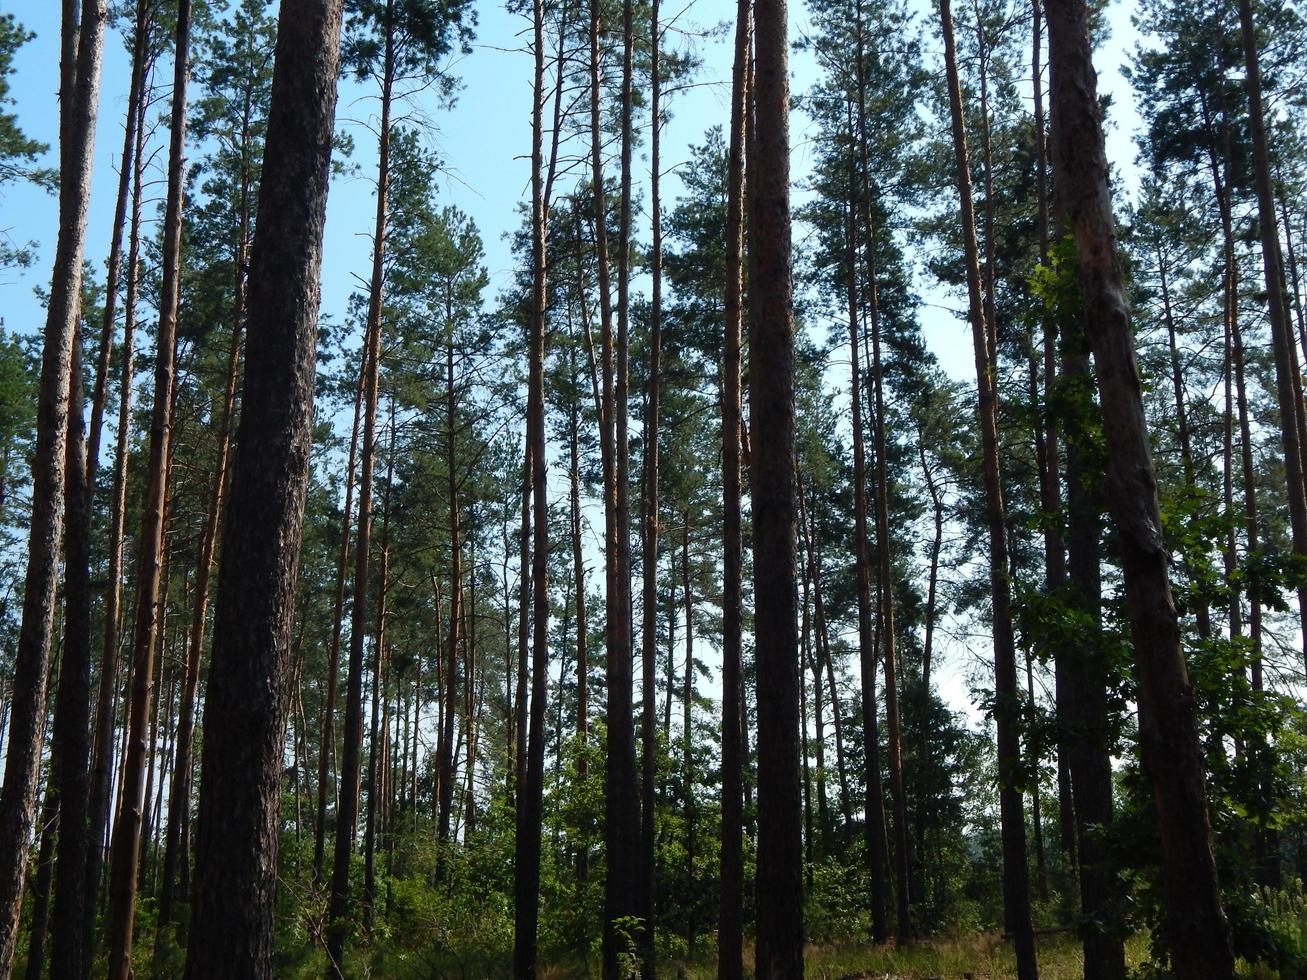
left=656, top=932, right=1153, bottom=979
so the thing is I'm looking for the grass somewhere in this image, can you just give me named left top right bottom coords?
left=657, top=931, right=1154, bottom=979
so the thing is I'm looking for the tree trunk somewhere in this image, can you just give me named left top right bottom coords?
left=183, top=0, right=345, bottom=972
left=750, top=0, right=803, bottom=971
left=364, top=410, right=393, bottom=919
left=328, top=6, right=393, bottom=968
left=1062, top=315, right=1126, bottom=979
left=0, top=0, right=104, bottom=968
left=86, top=38, right=150, bottom=956
left=638, top=1, right=663, bottom=968
left=937, top=0, right=1036, bottom=974
left=315, top=368, right=364, bottom=879
left=513, top=0, right=549, bottom=969
left=1235, top=0, right=1307, bottom=668
left=1046, top=0, right=1234, bottom=973
left=718, top=3, right=749, bottom=973
left=49, top=326, right=93, bottom=980
left=107, top=1, right=189, bottom=968
left=842, top=92, right=889, bottom=942
left=159, top=216, right=249, bottom=931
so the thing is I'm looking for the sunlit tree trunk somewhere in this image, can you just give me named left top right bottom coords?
left=0, top=1, right=105, bottom=968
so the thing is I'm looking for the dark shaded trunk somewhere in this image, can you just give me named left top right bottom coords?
left=750, top=0, right=804, bottom=971
left=1061, top=317, right=1126, bottom=979
left=512, top=0, right=549, bottom=968
left=183, top=0, right=345, bottom=973
left=49, top=324, right=92, bottom=980
left=638, top=1, right=663, bottom=968
left=1046, top=0, right=1234, bottom=974
left=717, top=2, right=749, bottom=976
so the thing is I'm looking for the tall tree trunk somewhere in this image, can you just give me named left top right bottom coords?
left=49, top=324, right=93, bottom=980
left=316, top=369, right=364, bottom=878
left=591, top=0, right=640, bottom=964
left=718, top=3, right=749, bottom=973
left=638, top=2, right=663, bottom=969
left=843, top=104, right=890, bottom=944
left=682, top=523, right=697, bottom=955
left=1030, top=0, right=1075, bottom=857
left=1046, top=0, right=1234, bottom=974
left=24, top=787, right=59, bottom=980
left=183, top=0, right=344, bottom=972
left=1235, top=0, right=1307, bottom=668
left=797, top=477, right=832, bottom=855
left=850, top=23, right=911, bottom=923
left=1157, top=246, right=1213, bottom=639
left=1061, top=315, right=1126, bottom=979
left=569, top=338, right=591, bottom=882
left=364, top=411, right=393, bottom=920
left=107, top=1, right=190, bottom=968
left=439, top=326, right=462, bottom=858
left=751, top=0, right=803, bottom=971
left=159, top=209, right=249, bottom=931
left=937, top=0, right=1037, bottom=974
left=86, top=43, right=150, bottom=955
left=916, top=436, right=942, bottom=856
left=0, top=1, right=104, bottom=968
left=513, top=0, right=549, bottom=969
left=328, top=6, right=393, bottom=968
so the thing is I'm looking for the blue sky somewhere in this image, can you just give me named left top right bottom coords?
left=0, top=0, right=1147, bottom=721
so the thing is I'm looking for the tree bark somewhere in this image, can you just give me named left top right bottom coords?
left=0, top=0, right=104, bottom=968
left=1046, top=0, right=1234, bottom=973
left=750, top=0, right=803, bottom=971
left=183, top=0, right=345, bottom=973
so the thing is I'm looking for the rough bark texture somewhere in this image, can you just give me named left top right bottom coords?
left=937, top=0, right=1036, bottom=974
left=1045, top=0, right=1234, bottom=974
left=750, top=0, right=804, bottom=973
left=49, top=327, right=92, bottom=980
left=183, top=0, right=344, bottom=973
left=0, top=2, right=104, bottom=970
